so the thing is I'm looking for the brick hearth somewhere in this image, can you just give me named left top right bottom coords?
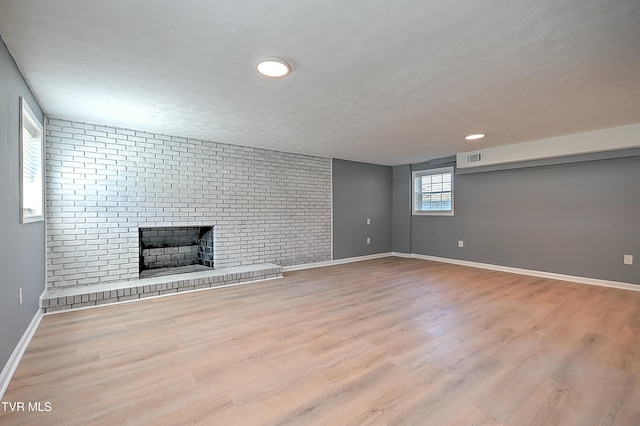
left=40, top=263, right=282, bottom=313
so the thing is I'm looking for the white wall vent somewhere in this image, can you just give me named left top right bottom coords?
left=466, top=152, right=482, bottom=163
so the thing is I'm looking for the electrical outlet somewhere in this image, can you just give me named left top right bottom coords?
left=19, top=288, right=23, bottom=306
left=624, top=255, right=633, bottom=265
left=366, top=237, right=371, bottom=245
left=458, top=240, right=464, bottom=248
left=366, top=218, right=371, bottom=225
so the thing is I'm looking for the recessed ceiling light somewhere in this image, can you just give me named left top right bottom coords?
left=465, top=133, right=485, bottom=140
left=256, top=58, right=291, bottom=78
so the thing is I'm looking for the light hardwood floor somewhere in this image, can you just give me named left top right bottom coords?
left=2, top=257, right=639, bottom=425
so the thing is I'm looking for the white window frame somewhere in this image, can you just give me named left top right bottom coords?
left=412, top=166, right=454, bottom=216
left=19, top=97, right=44, bottom=224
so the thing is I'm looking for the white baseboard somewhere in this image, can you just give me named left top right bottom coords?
left=409, top=253, right=640, bottom=292
left=0, top=309, right=43, bottom=401
left=283, top=252, right=394, bottom=272
left=391, top=252, right=411, bottom=258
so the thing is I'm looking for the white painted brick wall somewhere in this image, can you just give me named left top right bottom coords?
left=45, top=118, right=332, bottom=288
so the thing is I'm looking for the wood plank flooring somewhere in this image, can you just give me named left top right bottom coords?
left=2, top=257, right=640, bottom=425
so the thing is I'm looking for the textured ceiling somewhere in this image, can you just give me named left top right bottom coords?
left=1, top=0, right=639, bottom=166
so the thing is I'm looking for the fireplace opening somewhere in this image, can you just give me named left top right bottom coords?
left=139, top=226, right=214, bottom=279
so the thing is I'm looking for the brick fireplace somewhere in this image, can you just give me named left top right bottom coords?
left=40, top=118, right=331, bottom=311
left=45, top=118, right=332, bottom=289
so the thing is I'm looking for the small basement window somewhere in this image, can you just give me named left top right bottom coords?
left=20, top=97, right=44, bottom=223
left=412, top=166, right=454, bottom=216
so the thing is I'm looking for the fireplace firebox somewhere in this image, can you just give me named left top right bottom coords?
left=138, top=226, right=214, bottom=278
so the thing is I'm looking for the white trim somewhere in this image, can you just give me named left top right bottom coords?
left=0, top=309, right=43, bottom=401
left=408, top=254, right=640, bottom=292
left=283, top=252, right=393, bottom=272
left=391, top=252, right=411, bottom=258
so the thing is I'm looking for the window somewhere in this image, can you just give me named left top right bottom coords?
left=20, top=97, right=44, bottom=223
left=412, top=166, right=454, bottom=216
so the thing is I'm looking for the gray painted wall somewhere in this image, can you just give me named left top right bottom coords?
left=0, top=37, right=45, bottom=372
left=392, top=165, right=411, bottom=254
left=333, top=159, right=392, bottom=259
left=410, top=156, right=640, bottom=284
